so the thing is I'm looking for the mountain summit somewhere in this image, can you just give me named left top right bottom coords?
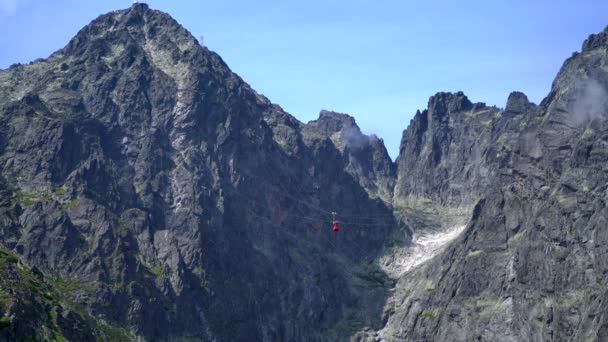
left=1, top=3, right=608, bottom=341
left=0, top=4, right=399, bottom=340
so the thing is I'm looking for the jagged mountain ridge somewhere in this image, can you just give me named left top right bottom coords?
left=0, top=3, right=607, bottom=342
left=378, top=27, right=608, bottom=341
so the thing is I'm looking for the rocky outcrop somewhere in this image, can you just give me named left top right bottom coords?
left=303, top=110, right=395, bottom=204
left=504, top=91, right=535, bottom=115
left=394, top=91, right=504, bottom=207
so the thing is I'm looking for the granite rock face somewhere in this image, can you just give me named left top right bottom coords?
left=1, top=3, right=608, bottom=342
left=0, top=4, right=401, bottom=341
left=394, top=91, right=506, bottom=207
left=377, top=26, right=608, bottom=342
left=303, top=110, right=395, bottom=204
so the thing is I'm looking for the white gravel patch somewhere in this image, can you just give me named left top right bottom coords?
left=380, top=225, right=466, bottom=278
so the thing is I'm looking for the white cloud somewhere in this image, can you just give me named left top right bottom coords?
left=569, top=77, right=608, bottom=123
left=0, top=0, right=18, bottom=16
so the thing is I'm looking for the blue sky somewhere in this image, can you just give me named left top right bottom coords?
left=1, top=0, right=607, bottom=158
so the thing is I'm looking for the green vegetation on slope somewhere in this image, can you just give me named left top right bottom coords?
left=0, top=247, right=135, bottom=341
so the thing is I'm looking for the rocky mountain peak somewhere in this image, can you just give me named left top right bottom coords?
left=305, top=110, right=366, bottom=150
left=317, top=109, right=358, bottom=129
left=505, top=91, right=534, bottom=114
left=582, top=25, right=608, bottom=52
left=300, top=110, right=396, bottom=203
left=542, top=24, right=608, bottom=127
left=427, top=91, right=473, bottom=117
left=395, top=90, right=501, bottom=206
left=65, top=2, right=195, bottom=56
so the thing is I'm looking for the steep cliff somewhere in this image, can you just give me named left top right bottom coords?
left=303, top=110, right=395, bottom=204
left=395, top=91, right=511, bottom=207
left=0, top=4, right=402, bottom=341
left=377, top=26, right=608, bottom=342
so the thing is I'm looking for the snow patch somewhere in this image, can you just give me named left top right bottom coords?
left=380, top=225, right=466, bottom=278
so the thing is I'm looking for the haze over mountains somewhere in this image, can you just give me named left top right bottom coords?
left=0, top=3, right=608, bottom=341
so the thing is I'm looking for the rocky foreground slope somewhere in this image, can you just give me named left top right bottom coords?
left=0, top=3, right=607, bottom=341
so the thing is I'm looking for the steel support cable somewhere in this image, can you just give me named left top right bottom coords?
left=225, top=185, right=397, bottom=229
left=234, top=170, right=398, bottom=222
